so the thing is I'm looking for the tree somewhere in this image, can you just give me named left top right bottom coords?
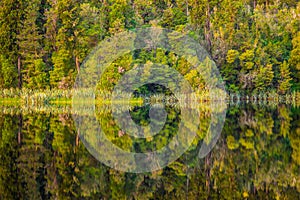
left=278, top=61, right=292, bottom=94
left=289, top=32, right=300, bottom=90
left=50, top=48, right=74, bottom=89
left=254, top=64, right=274, bottom=92
left=108, top=0, right=135, bottom=35
left=159, top=7, right=187, bottom=29
left=48, top=0, right=80, bottom=88
left=73, top=3, right=104, bottom=74
left=18, top=0, right=47, bottom=89
left=0, top=0, right=24, bottom=88
left=0, top=55, right=17, bottom=88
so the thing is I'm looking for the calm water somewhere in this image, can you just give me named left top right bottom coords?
left=0, top=103, right=299, bottom=199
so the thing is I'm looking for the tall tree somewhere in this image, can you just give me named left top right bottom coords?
left=289, top=32, right=300, bottom=90
left=49, top=0, right=80, bottom=88
left=18, top=0, right=48, bottom=89
left=0, top=0, right=24, bottom=88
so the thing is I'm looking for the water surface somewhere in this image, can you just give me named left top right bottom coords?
left=0, top=103, right=299, bottom=199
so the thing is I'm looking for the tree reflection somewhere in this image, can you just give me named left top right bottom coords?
left=0, top=104, right=299, bottom=199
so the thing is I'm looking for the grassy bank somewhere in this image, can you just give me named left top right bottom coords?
left=0, top=88, right=299, bottom=106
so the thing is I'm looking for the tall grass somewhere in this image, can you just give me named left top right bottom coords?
left=0, top=88, right=73, bottom=105
left=0, top=88, right=299, bottom=106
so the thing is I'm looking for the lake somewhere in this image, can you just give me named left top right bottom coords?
left=0, top=102, right=299, bottom=199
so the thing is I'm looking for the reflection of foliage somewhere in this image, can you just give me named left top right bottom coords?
left=96, top=106, right=133, bottom=152
left=0, top=115, right=25, bottom=198
left=96, top=104, right=181, bottom=152
left=223, top=104, right=300, bottom=198
left=17, top=114, right=47, bottom=199
left=0, top=104, right=299, bottom=198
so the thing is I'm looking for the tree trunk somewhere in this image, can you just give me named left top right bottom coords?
left=186, top=0, right=189, bottom=17
left=75, top=56, right=80, bottom=73
left=204, top=2, right=212, bottom=53
left=18, top=114, right=23, bottom=145
left=18, top=56, right=22, bottom=89
left=76, top=129, right=80, bottom=147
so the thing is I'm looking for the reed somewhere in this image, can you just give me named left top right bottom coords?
left=0, top=88, right=299, bottom=106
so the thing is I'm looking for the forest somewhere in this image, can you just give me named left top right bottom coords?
left=1, top=1, right=300, bottom=199
left=0, top=0, right=299, bottom=97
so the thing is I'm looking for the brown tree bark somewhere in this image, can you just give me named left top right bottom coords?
left=18, top=114, right=22, bottom=145
left=204, top=2, right=212, bottom=54
left=18, top=56, right=22, bottom=89
left=75, top=56, right=80, bottom=73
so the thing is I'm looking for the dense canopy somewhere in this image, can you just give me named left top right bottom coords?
left=0, top=0, right=299, bottom=94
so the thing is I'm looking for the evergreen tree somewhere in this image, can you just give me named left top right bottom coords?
left=0, top=0, right=298, bottom=92
left=254, top=64, right=274, bottom=92
left=278, top=61, right=292, bottom=94
left=18, top=0, right=48, bottom=89
left=0, top=55, right=17, bottom=88
left=108, top=0, right=135, bottom=35
left=0, top=0, right=24, bottom=88
left=49, top=0, right=80, bottom=88
left=289, top=32, right=300, bottom=90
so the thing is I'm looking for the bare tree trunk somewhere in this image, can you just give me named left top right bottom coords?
left=76, top=129, right=80, bottom=147
left=18, top=114, right=22, bottom=145
left=18, top=56, right=22, bottom=89
left=204, top=2, right=212, bottom=53
left=75, top=56, right=80, bottom=73
left=186, top=0, right=189, bottom=17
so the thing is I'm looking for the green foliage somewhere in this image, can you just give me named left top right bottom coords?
left=108, top=0, right=135, bottom=34
left=254, top=64, right=274, bottom=92
left=289, top=32, right=300, bottom=89
left=278, top=61, right=292, bottom=94
left=0, top=0, right=298, bottom=93
left=226, top=50, right=239, bottom=64
left=18, top=0, right=44, bottom=89
left=0, top=103, right=299, bottom=198
left=226, top=135, right=239, bottom=150
left=160, top=7, right=187, bottom=29
left=50, top=49, right=74, bottom=89
left=0, top=0, right=24, bottom=88
left=0, top=55, right=17, bottom=88
left=31, top=59, right=49, bottom=89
